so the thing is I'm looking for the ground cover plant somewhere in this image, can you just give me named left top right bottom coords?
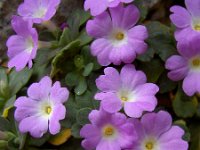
left=0, top=0, right=199, bottom=149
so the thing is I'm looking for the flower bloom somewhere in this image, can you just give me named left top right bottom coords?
left=84, top=0, right=134, bottom=16
left=170, top=0, right=200, bottom=42
left=165, top=36, right=200, bottom=96
left=7, top=16, right=38, bottom=71
left=14, top=76, right=69, bottom=138
left=80, top=109, right=137, bottom=150
left=87, top=4, right=148, bottom=66
left=18, top=0, right=61, bottom=23
left=128, top=111, right=188, bottom=150
left=95, top=64, right=159, bottom=118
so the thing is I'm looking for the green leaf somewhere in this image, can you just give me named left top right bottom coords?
left=68, top=9, right=91, bottom=28
left=71, top=123, right=82, bottom=138
left=81, top=46, right=101, bottom=71
left=75, top=91, right=94, bottom=108
left=134, top=0, right=148, bottom=21
left=137, top=47, right=155, bottom=62
left=82, top=63, right=94, bottom=77
left=59, top=28, right=74, bottom=47
left=0, top=117, right=11, bottom=131
left=29, top=133, right=50, bottom=147
left=78, top=30, right=92, bottom=46
left=0, top=68, right=9, bottom=99
left=62, top=95, right=78, bottom=128
left=74, top=55, right=84, bottom=69
left=76, top=108, right=91, bottom=126
left=74, top=77, right=87, bottom=96
left=65, top=72, right=80, bottom=87
left=8, top=68, right=32, bottom=96
left=51, top=40, right=81, bottom=77
left=139, top=58, right=164, bottom=83
left=157, top=71, right=177, bottom=93
left=173, top=87, right=198, bottom=118
left=146, top=21, right=177, bottom=61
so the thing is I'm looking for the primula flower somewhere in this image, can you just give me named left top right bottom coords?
left=170, top=0, right=200, bottom=42
left=7, top=16, right=38, bottom=71
left=128, top=111, right=188, bottom=150
left=18, top=0, right=61, bottom=23
left=87, top=4, right=148, bottom=66
left=95, top=64, right=159, bottom=118
left=84, top=0, right=134, bottom=16
left=14, top=76, right=69, bottom=138
left=166, top=37, right=200, bottom=96
left=80, top=109, right=137, bottom=150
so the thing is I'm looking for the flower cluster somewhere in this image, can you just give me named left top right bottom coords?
left=6, top=0, right=191, bottom=149
left=7, top=0, right=60, bottom=71
left=80, top=1, right=189, bottom=150
left=166, top=0, right=200, bottom=96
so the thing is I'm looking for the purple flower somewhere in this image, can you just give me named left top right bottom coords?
left=95, top=64, right=159, bottom=118
left=170, top=0, right=200, bottom=42
left=87, top=4, right=148, bottom=66
left=7, top=16, right=38, bottom=71
left=14, top=76, right=69, bottom=138
left=18, top=0, right=60, bottom=23
left=84, top=0, right=134, bottom=16
left=127, top=111, right=188, bottom=150
left=165, top=36, right=200, bottom=96
left=80, top=109, right=137, bottom=150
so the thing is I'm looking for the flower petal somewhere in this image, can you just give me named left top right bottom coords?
left=165, top=55, right=189, bottom=81
left=27, top=76, right=52, bottom=100
left=159, top=126, right=188, bottom=150
left=19, top=115, right=48, bottom=138
left=109, top=4, right=140, bottom=29
left=50, top=81, right=69, bottom=103
left=86, top=11, right=112, bottom=37
left=96, top=67, right=121, bottom=91
left=183, top=72, right=200, bottom=96
left=170, top=6, right=191, bottom=28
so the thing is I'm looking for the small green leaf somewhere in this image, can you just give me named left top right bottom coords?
left=0, top=117, right=11, bottom=131
left=137, top=47, right=155, bottom=62
left=59, top=28, right=74, bottom=46
left=62, top=95, right=78, bottom=128
left=74, top=55, right=84, bottom=69
left=139, top=58, right=164, bottom=83
left=65, top=72, right=80, bottom=87
left=146, top=21, right=177, bottom=61
left=76, top=108, right=91, bottom=126
left=71, top=123, right=82, bottom=138
left=78, top=30, right=92, bottom=46
left=8, top=68, right=32, bottom=96
left=0, top=68, right=9, bottom=99
left=83, top=63, right=94, bottom=77
left=75, top=91, right=94, bottom=108
left=74, top=77, right=87, bottom=95
left=173, top=87, right=198, bottom=118
left=51, top=40, right=81, bottom=77
left=157, top=71, right=177, bottom=93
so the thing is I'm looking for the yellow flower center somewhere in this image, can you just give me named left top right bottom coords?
left=115, top=32, right=124, bottom=40
left=194, top=24, right=200, bottom=31
left=103, top=126, right=114, bottom=136
left=121, top=96, right=128, bottom=102
left=145, top=142, right=154, bottom=150
left=192, top=58, right=200, bottom=67
left=45, top=106, right=52, bottom=115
